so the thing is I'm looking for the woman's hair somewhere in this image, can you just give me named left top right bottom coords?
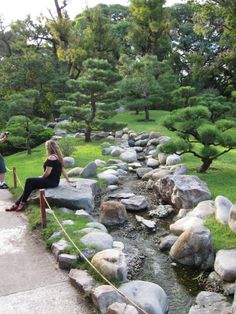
left=45, top=140, right=64, bottom=165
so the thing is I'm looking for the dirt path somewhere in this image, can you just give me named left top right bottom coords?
left=0, top=190, right=93, bottom=314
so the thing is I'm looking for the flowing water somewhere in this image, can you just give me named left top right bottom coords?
left=104, top=174, right=207, bottom=314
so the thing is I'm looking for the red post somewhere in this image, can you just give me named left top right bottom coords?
left=40, top=189, right=47, bottom=228
left=13, top=167, right=17, bottom=188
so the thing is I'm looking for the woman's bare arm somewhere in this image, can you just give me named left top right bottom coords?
left=62, top=167, right=72, bottom=183
left=43, top=166, right=53, bottom=178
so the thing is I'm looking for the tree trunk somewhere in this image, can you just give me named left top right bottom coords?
left=198, top=159, right=212, bottom=173
left=135, top=109, right=139, bottom=115
left=144, top=106, right=149, bottom=121
left=26, top=122, right=31, bottom=155
left=85, top=127, right=91, bottom=142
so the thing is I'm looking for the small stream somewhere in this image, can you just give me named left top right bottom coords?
left=103, top=174, right=207, bottom=314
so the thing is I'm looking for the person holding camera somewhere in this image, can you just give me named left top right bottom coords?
left=0, top=132, right=9, bottom=189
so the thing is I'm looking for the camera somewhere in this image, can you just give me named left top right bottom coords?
left=4, top=132, right=9, bottom=136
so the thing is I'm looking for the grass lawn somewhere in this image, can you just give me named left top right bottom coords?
left=4, top=110, right=236, bottom=251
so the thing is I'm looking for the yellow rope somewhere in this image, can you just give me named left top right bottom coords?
left=43, top=195, right=148, bottom=314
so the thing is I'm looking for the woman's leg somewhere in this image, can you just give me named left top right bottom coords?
left=16, top=177, right=57, bottom=204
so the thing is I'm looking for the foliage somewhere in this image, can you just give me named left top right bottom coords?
left=58, top=137, right=75, bottom=156
left=161, top=105, right=236, bottom=172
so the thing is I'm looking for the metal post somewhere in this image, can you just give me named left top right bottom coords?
left=39, top=189, right=47, bottom=228
left=13, top=167, right=17, bottom=188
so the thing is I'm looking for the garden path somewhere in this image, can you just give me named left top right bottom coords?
left=0, top=190, right=93, bottom=314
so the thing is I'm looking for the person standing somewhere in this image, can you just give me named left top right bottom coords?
left=5, top=139, right=71, bottom=212
left=0, top=132, right=9, bottom=189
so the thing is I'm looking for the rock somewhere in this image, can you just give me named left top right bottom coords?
left=229, top=205, right=236, bottom=233
left=188, top=291, right=232, bottom=314
left=120, top=150, right=137, bottom=163
left=107, top=185, right=119, bottom=191
left=58, top=254, right=77, bottom=270
left=75, top=209, right=93, bottom=220
left=134, top=146, right=144, bottom=152
left=146, top=179, right=155, bottom=190
left=171, top=164, right=188, bottom=175
left=111, top=147, right=125, bottom=157
left=80, top=161, right=97, bottom=178
left=69, top=269, right=96, bottom=293
left=52, top=239, right=70, bottom=259
left=102, top=147, right=114, bottom=155
left=58, top=207, right=74, bottom=214
left=187, top=200, right=215, bottom=220
left=67, top=167, right=83, bottom=177
left=233, top=287, right=236, bottom=314
left=35, top=178, right=100, bottom=212
left=113, top=241, right=125, bottom=251
left=136, top=167, right=153, bottom=178
left=92, top=285, right=123, bottom=314
left=62, top=219, right=74, bottom=225
left=170, top=216, right=204, bottom=236
left=91, top=249, right=127, bottom=281
left=119, top=280, right=168, bottom=314
left=146, top=158, right=160, bottom=168
left=215, top=195, right=233, bottom=225
left=151, top=169, right=172, bottom=181
left=214, top=249, right=236, bottom=282
left=86, top=222, right=108, bottom=233
left=117, top=169, right=128, bottom=177
left=207, top=271, right=236, bottom=296
left=148, top=150, right=159, bottom=158
left=99, top=201, right=128, bottom=226
left=135, top=215, right=155, bottom=229
left=159, top=235, right=178, bottom=252
left=166, top=154, right=182, bottom=166
left=149, top=205, right=175, bottom=218
left=128, top=162, right=142, bottom=168
left=158, top=153, right=168, bottom=165
left=97, top=172, right=119, bottom=186
left=135, top=139, right=148, bottom=147
left=155, top=175, right=211, bottom=209
left=78, top=227, right=104, bottom=235
left=115, top=130, right=123, bottom=138
left=108, top=193, right=135, bottom=199
left=121, top=196, right=148, bottom=211
left=107, top=302, right=138, bottom=314
left=95, top=159, right=107, bottom=167
left=63, top=156, right=75, bottom=168
left=170, top=226, right=214, bottom=269
left=80, top=232, right=113, bottom=251
left=158, top=136, right=171, bottom=145
left=149, top=131, right=162, bottom=139
left=122, top=134, right=129, bottom=140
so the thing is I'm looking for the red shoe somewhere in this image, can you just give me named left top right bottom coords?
left=15, top=202, right=27, bottom=212
left=5, top=204, right=18, bottom=212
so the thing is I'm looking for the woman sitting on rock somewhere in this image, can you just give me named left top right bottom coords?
left=6, top=139, right=71, bottom=212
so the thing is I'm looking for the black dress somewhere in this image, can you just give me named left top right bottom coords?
left=16, top=159, right=62, bottom=204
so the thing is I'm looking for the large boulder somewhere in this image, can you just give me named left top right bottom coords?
left=155, top=175, right=211, bottom=209
left=99, top=201, right=128, bottom=226
left=229, top=205, right=236, bottom=233
left=119, top=280, right=168, bottom=314
left=188, top=291, right=232, bottom=314
left=187, top=200, right=215, bottom=220
left=120, top=150, right=137, bottom=163
left=170, top=226, right=214, bottom=270
left=63, top=156, right=75, bottom=168
left=215, top=195, right=233, bottom=225
left=121, top=196, right=148, bottom=211
left=80, top=161, right=97, bottom=178
left=92, top=285, right=123, bottom=314
left=80, top=232, right=113, bottom=252
left=166, top=154, right=182, bottom=166
left=107, top=303, right=138, bottom=314
left=170, top=216, right=204, bottom=236
left=214, top=249, right=236, bottom=282
left=91, top=249, right=127, bottom=281
left=34, top=178, right=100, bottom=212
left=97, top=172, right=119, bottom=186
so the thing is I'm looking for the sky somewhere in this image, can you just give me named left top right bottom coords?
left=1, top=0, right=183, bottom=24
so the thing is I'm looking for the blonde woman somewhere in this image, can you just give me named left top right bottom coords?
left=6, top=140, right=71, bottom=212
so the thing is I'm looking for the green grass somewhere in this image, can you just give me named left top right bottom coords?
left=205, top=215, right=236, bottom=252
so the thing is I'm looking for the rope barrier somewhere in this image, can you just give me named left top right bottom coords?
left=43, top=195, right=148, bottom=314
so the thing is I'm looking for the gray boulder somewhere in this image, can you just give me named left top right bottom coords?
left=86, top=222, right=108, bottom=233
left=170, top=226, right=214, bottom=270
left=187, top=200, right=215, bottom=220
left=80, top=232, right=113, bottom=251
left=171, top=164, right=188, bottom=175
left=37, top=178, right=100, bottom=212
left=63, top=156, right=75, bottom=168
left=146, top=158, right=160, bottom=168
left=80, top=161, right=97, bottom=178
left=97, top=172, right=119, bottom=186
left=149, top=131, right=161, bottom=139
left=229, top=205, right=236, bottom=233
left=67, top=167, right=83, bottom=177
left=170, top=216, right=204, bottom=236
left=188, top=291, right=232, bottom=314
left=111, top=147, right=125, bottom=157
left=107, top=303, right=138, bottom=314
left=58, top=254, right=77, bottom=270
left=120, top=150, right=137, bottom=163
left=155, top=175, right=211, bottom=209
left=121, top=196, right=148, bottom=211
left=215, top=195, right=233, bottom=225
left=136, top=167, right=153, bottom=178
left=159, top=234, right=178, bottom=252
left=69, top=269, right=96, bottom=294
left=214, top=249, right=236, bottom=282
left=92, top=285, right=123, bottom=314
left=119, top=280, right=168, bottom=314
